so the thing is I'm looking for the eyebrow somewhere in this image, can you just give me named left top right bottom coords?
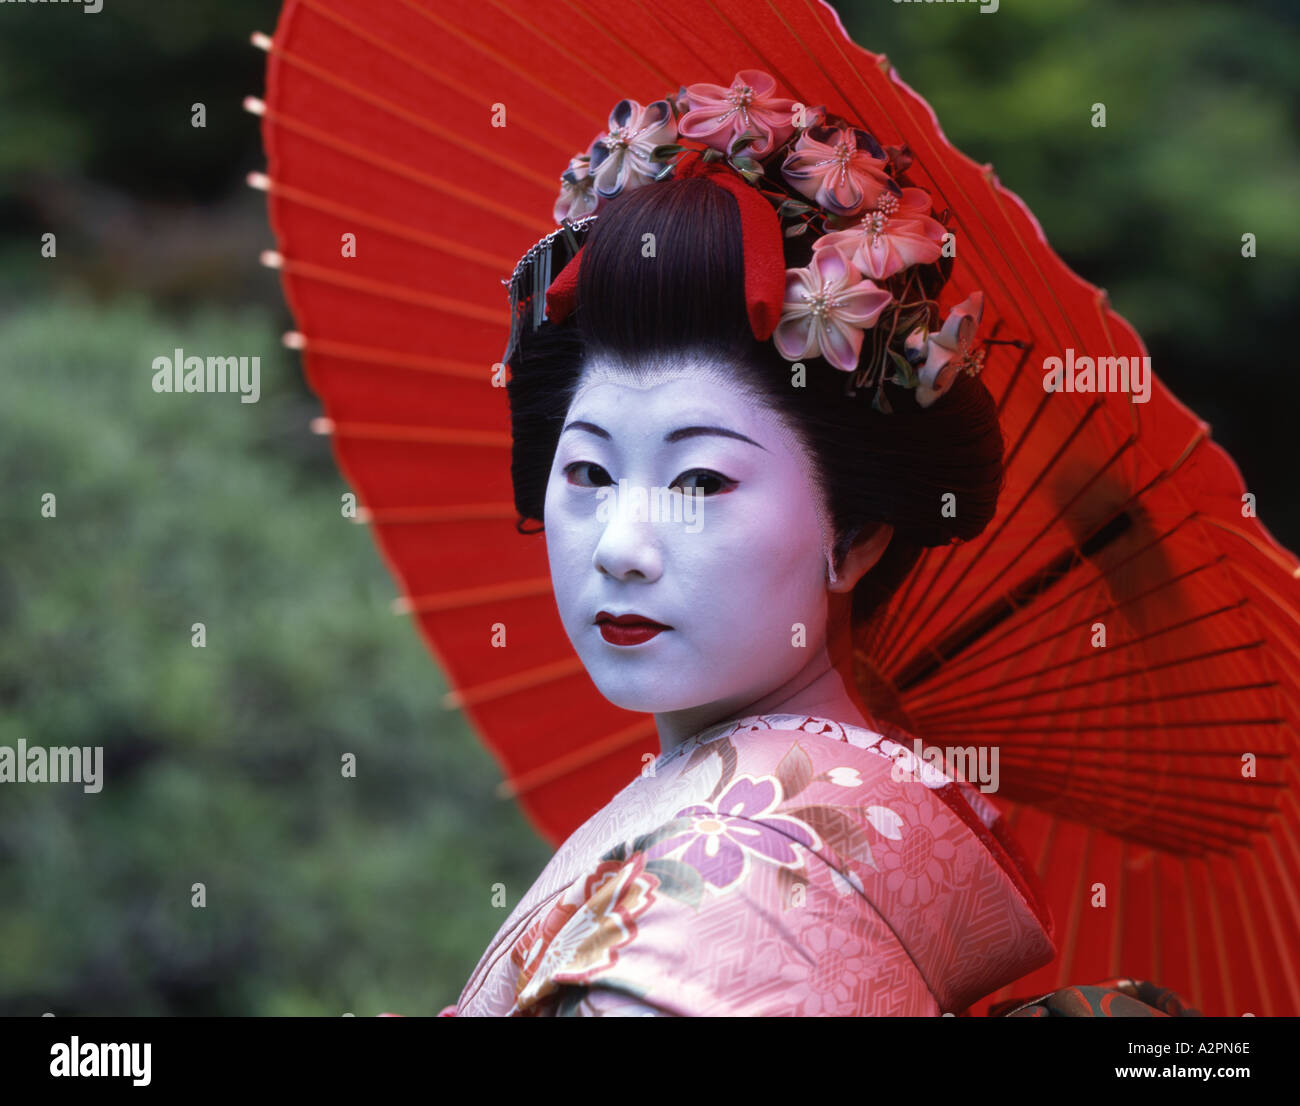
left=560, top=420, right=767, bottom=451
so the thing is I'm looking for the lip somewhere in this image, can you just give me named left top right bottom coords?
left=595, top=610, right=672, bottom=646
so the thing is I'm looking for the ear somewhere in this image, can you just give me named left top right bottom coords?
left=827, top=522, right=893, bottom=593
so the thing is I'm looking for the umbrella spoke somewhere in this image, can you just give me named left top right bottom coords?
left=495, top=717, right=658, bottom=799
left=279, top=333, right=498, bottom=380
left=898, top=513, right=1201, bottom=697
left=303, top=0, right=602, bottom=135
left=249, top=100, right=551, bottom=233
left=906, top=600, right=1252, bottom=714
left=913, top=679, right=1278, bottom=728
left=883, top=404, right=1122, bottom=674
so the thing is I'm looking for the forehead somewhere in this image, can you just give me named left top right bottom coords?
left=569, top=353, right=765, bottom=425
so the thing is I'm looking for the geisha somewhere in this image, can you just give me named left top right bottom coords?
left=435, top=75, right=1073, bottom=1017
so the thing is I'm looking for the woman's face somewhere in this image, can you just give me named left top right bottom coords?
left=543, top=353, right=838, bottom=716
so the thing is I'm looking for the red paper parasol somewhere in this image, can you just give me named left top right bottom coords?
left=248, top=0, right=1300, bottom=1015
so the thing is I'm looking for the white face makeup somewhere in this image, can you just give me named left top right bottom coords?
left=543, top=353, right=839, bottom=722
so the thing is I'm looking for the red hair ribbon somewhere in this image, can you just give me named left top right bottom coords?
left=543, top=148, right=787, bottom=340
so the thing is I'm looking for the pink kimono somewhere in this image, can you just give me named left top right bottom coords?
left=444, top=713, right=1056, bottom=1016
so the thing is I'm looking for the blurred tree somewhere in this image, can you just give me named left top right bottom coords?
left=0, top=298, right=551, bottom=1014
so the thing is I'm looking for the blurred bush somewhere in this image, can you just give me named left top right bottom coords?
left=0, top=297, right=551, bottom=1015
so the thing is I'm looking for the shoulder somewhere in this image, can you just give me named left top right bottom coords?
left=504, top=726, right=949, bottom=1016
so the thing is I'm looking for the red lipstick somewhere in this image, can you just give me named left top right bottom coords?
left=595, top=611, right=671, bottom=646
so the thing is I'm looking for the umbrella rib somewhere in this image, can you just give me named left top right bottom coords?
left=259, top=105, right=551, bottom=234
left=1275, top=789, right=1300, bottom=925
left=892, top=503, right=1141, bottom=691
left=995, top=768, right=1282, bottom=824
left=914, top=680, right=1279, bottom=727
left=938, top=718, right=1283, bottom=735
left=991, top=321, right=1039, bottom=418
left=904, top=600, right=1248, bottom=712
left=1018, top=792, right=1242, bottom=854
left=901, top=512, right=1200, bottom=696
left=265, top=254, right=510, bottom=324
left=558, top=0, right=696, bottom=90
left=1024, top=810, right=1063, bottom=989
left=1232, top=863, right=1274, bottom=1016
left=989, top=753, right=1289, bottom=789
left=1181, top=856, right=1204, bottom=1015
left=866, top=324, right=1019, bottom=664
left=863, top=543, right=932, bottom=661
left=391, top=0, right=621, bottom=115
left=1058, top=825, right=1091, bottom=987
left=480, top=0, right=645, bottom=99
left=262, top=40, right=557, bottom=190
left=283, top=334, right=495, bottom=381
left=252, top=177, right=517, bottom=271
left=355, top=502, right=518, bottom=525
left=442, top=656, right=587, bottom=710
left=497, top=718, right=660, bottom=799
left=1260, top=833, right=1300, bottom=1008
left=294, top=0, right=579, bottom=154
left=393, top=576, right=554, bottom=614
left=1247, top=852, right=1298, bottom=1017
left=897, top=448, right=1200, bottom=691
left=882, top=360, right=1213, bottom=689
left=893, top=419, right=1136, bottom=677
left=1198, top=514, right=1300, bottom=579
left=878, top=386, right=1064, bottom=670
left=994, top=764, right=1287, bottom=808
left=999, top=773, right=1275, bottom=833
left=881, top=401, right=1112, bottom=674
left=1151, top=850, right=1161, bottom=994
left=312, top=419, right=511, bottom=447
left=913, top=628, right=1254, bottom=721
left=868, top=331, right=1036, bottom=668
left=956, top=742, right=1287, bottom=759
left=1110, top=841, right=1127, bottom=981
left=908, top=601, right=1251, bottom=714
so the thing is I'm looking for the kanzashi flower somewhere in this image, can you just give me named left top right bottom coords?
left=781, top=123, right=894, bottom=218
left=588, top=98, right=677, bottom=200
left=678, top=69, right=796, bottom=157
left=774, top=248, right=893, bottom=372
left=906, top=291, right=985, bottom=407
left=814, top=187, right=947, bottom=280
left=645, top=775, right=821, bottom=892
left=552, top=153, right=599, bottom=224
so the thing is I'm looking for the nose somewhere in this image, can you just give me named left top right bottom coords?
left=592, top=484, right=664, bottom=582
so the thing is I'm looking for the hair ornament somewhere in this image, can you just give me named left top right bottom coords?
left=507, top=69, right=991, bottom=412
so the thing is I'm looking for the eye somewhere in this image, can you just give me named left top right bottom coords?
left=672, top=469, right=736, bottom=496
left=563, top=461, right=613, bottom=487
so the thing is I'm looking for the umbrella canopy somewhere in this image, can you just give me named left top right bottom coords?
left=249, top=0, right=1300, bottom=1015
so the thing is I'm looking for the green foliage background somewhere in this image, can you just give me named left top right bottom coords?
left=0, top=0, right=1296, bottom=1014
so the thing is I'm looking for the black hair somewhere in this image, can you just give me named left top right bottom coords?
left=506, top=176, right=1005, bottom=625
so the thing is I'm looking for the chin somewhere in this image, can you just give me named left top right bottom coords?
left=588, top=674, right=705, bottom=715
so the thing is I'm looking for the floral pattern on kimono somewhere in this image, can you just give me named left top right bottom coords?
left=448, top=713, right=1057, bottom=1017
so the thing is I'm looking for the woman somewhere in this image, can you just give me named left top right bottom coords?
left=440, top=80, right=1072, bottom=1014
left=380, top=63, right=1210, bottom=1016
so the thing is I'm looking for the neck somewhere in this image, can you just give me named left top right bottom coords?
left=654, top=593, right=871, bottom=754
